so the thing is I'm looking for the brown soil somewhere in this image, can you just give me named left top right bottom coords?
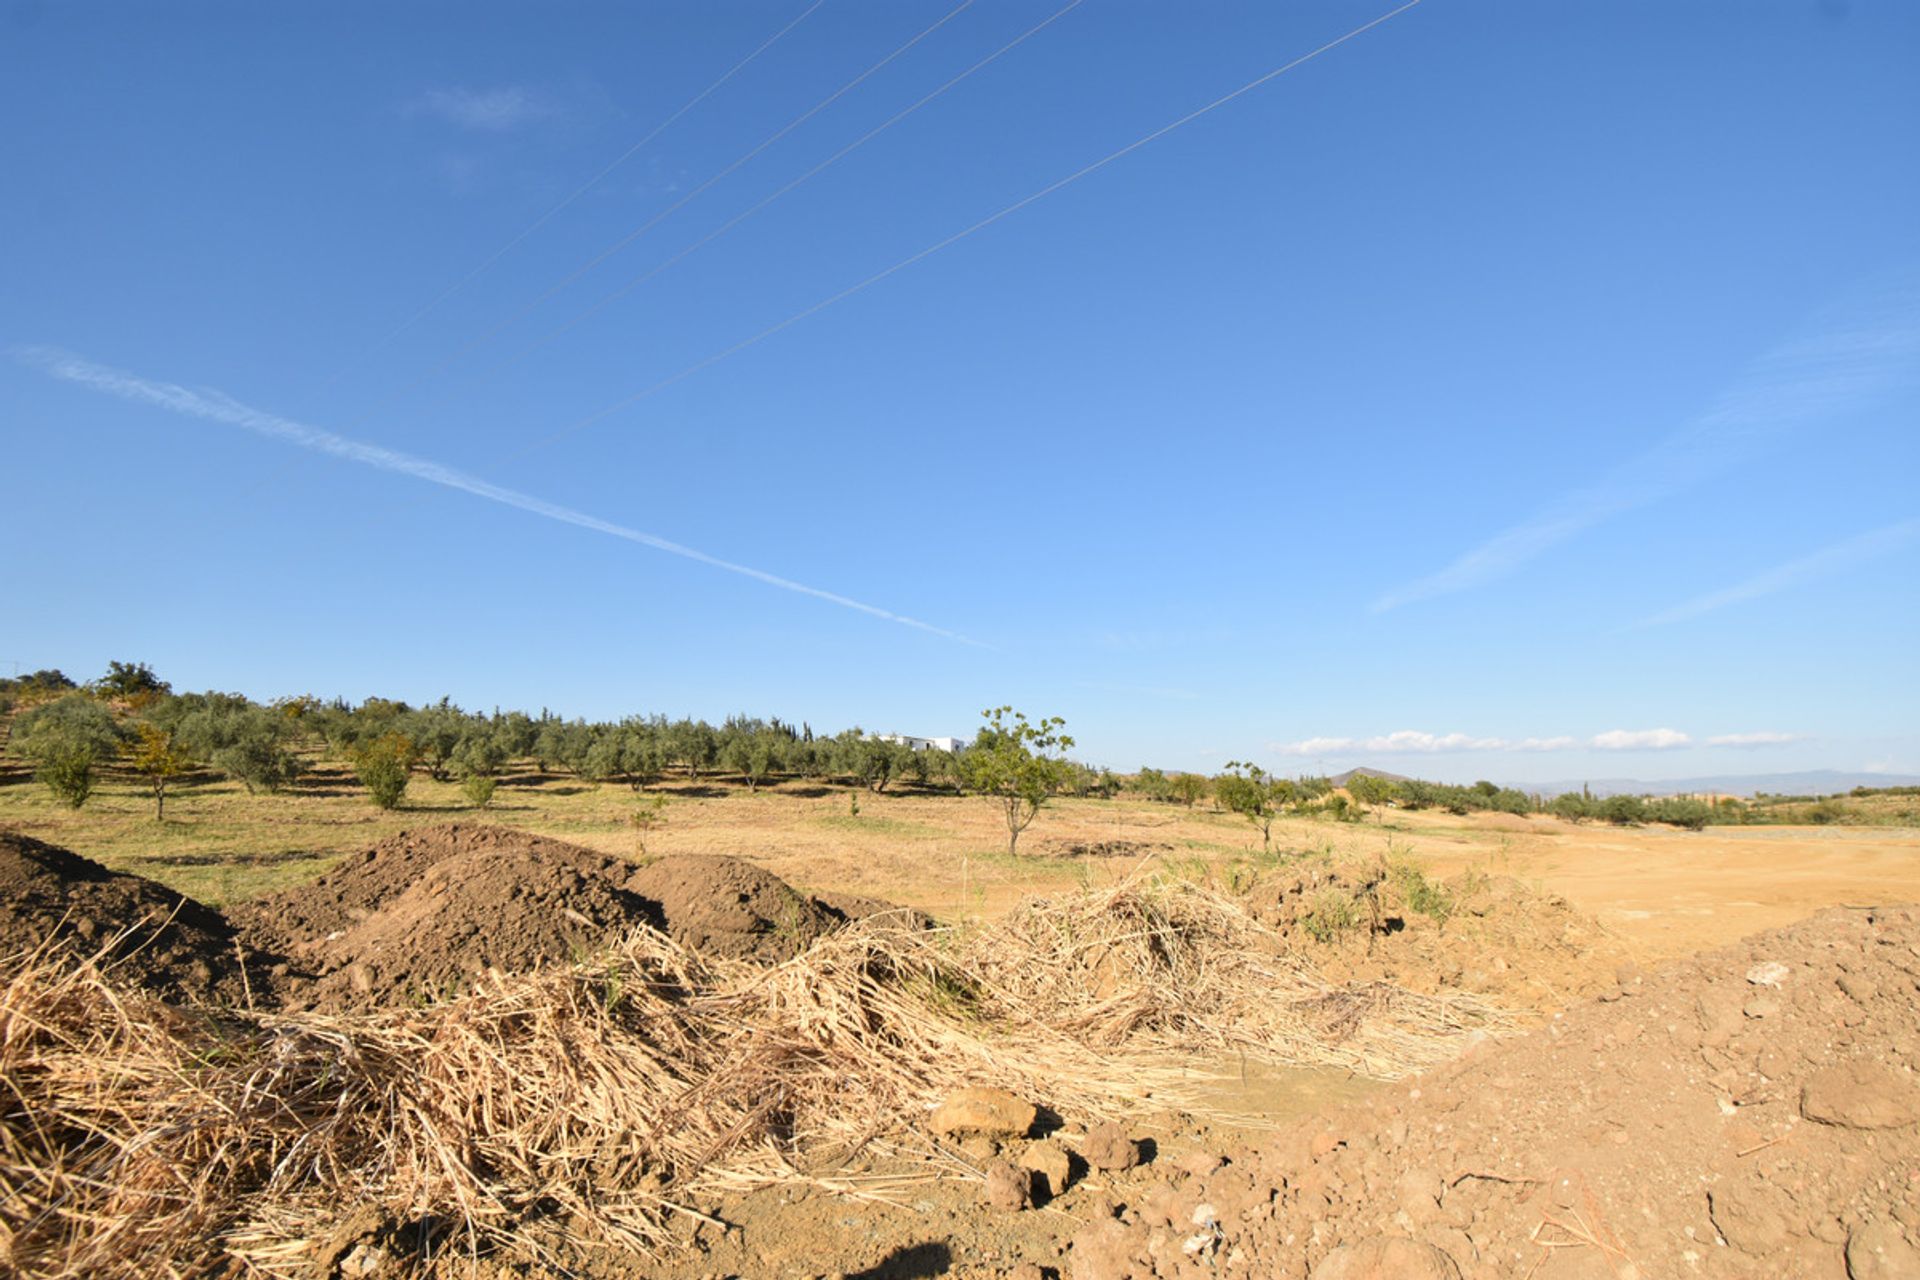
left=226, top=824, right=901, bottom=1007
left=620, top=905, right=1920, bottom=1280
left=1243, top=860, right=1624, bottom=1009
left=1059, top=903, right=1920, bottom=1280
left=0, top=831, right=267, bottom=1004
left=625, top=852, right=834, bottom=962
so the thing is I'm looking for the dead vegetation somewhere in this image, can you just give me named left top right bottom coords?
left=0, top=872, right=1509, bottom=1279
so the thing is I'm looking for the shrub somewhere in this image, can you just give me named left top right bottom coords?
left=1598, top=794, right=1646, bottom=825
left=351, top=733, right=416, bottom=809
left=11, top=693, right=122, bottom=809
left=1301, top=889, right=1359, bottom=944
left=1389, top=860, right=1453, bottom=923
left=461, top=774, right=498, bottom=808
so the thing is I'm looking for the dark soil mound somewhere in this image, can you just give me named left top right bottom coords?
left=625, top=854, right=837, bottom=963
left=303, top=843, right=657, bottom=1007
left=811, top=889, right=936, bottom=932
left=226, top=823, right=609, bottom=956
left=0, top=831, right=265, bottom=1004
left=232, top=826, right=908, bottom=1006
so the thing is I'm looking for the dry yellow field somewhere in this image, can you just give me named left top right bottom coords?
left=2, top=761, right=1914, bottom=964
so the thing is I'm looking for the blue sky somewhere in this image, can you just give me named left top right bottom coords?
left=3, top=1, right=1916, bottom=782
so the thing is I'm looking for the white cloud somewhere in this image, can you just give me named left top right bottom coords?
left=1269, top=729, right=1571, bottom=757
left=15, top=346, right=979, bottom=646
left=1591, top=728, right=1691, bottom=751
left=1371, top=277, right=1920, bottom=613
left=1708, top=731, right=1802, bottom=748
left=413, top=86, right=557, bottom=131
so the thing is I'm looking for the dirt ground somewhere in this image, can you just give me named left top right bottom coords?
left=4, top=769, right=1918, bottom=1280
left=1, top=763, right=1914, bottom=963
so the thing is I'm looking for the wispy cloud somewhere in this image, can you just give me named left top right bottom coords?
left=1372, top=276, right=1920, bottom=612
left=1634, top=518, right=1920, bottom=628
left=14, top=346, right=980, bottom=646
left=1708, top=731, right=1802, bottom=748
left=411, top=86, right=558, bottom=131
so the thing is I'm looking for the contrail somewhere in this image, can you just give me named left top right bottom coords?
left=1633, top=517, right=1920, bottom=628
left=15, top=346, right=984, bottom=646
left=1371, top=274, right=1920, bottom=612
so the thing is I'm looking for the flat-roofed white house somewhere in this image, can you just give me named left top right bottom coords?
left=875, top=733, right=966, bottom=753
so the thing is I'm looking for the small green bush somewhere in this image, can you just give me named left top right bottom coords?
left=351, top=732, right=415, bottom=810
left=461, top=774, right=498, bottom=808
left=1301, top=889, right=1359, bottom=944
left=1390, top=860, right=1453, bottom=922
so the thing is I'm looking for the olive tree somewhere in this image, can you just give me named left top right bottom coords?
left=956, top=706, right=1073, bottom=858
left=11, top=693, right=122, bottom=808
left=1215, top=761, right=1293, bottom=854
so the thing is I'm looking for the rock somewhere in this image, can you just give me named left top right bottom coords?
left=1173, top=1148, right=1223, bottom=1177
left=1070, top=1218, right=1142, bottom=1280
left=1395, top=1167, right=1446, bottom=1222
left=1743, top=994, right=1781, bottom=1019
left=1746, top=961, right=1790, bottom=986
left=1839, top=973, right=1881, bottom=1003
left=1018, top=1139, right=1074, bottom=1200
left=1083, top=1121, right=1140, bottom=1172
left=1708, top=1182, right=1794, bottom=1255
left=1846, top=1221, right=1920, bottom=1279
left=1311, top=1236, right=1463, bottom=1279
left=984, top=1159, right=1035, bottom=1211
left=930, top=1087, right=1038, bottom=1138
left=1801, top=1063, right=1920, bottom=1130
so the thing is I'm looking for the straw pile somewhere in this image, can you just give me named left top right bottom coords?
left=1, top=877, right=1511, bottom=1279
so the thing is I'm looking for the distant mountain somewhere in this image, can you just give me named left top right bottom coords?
left=1329, top=766, right=1413, bottom=786
left=1504, top=770, right=1920, bottom=799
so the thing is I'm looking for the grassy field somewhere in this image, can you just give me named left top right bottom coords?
left=4, top=756, right=1917, bottom=962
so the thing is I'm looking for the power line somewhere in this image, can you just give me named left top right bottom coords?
left=470, top=0, right=1086, bottom=387
left=355, top=0, right=979, bottom=419
left=322, top=0, right=827, bottom=385
left=515, top=0, right=1425, bottom=458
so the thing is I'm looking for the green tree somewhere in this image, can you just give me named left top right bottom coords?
left=351, top=732, right=417, bottom=809
left=1345, top=772, right=1396, bottom=812
left=11, top=693, right=122, bottom=808
left=1169, top=772, right=1210, bottom=808
left=1215, top=761, right=1290, bottom=854
left=956, top=707, right=1073, bottom=858
left=129, top=721, right=195, bottom=821
left=94, top=660, right=170, bottom=701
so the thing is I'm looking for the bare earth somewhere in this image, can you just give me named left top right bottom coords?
left=2, top=769, right=1917, bottom=1279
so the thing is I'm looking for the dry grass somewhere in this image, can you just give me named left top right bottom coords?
left=0, top=875, right=1506, bottom=1279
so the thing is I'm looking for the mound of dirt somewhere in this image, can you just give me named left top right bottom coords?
left=296, top=837, right=659, bottom=1007
left=625, top=854, right=837, bottom=962
left=230, top=826, right=905, bottom=1006
left=1061, top=903, right=1920, bottom=1279
left=0, top=831, right=266, bottom=1004
left=1243, top=859, right=1622, bottom=1008
left=226, top=823, right=611, bottom=956
left=812, top=888, right=936, bottom=932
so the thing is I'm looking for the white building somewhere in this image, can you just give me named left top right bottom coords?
left=876, top=733, right=966, bottom=753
